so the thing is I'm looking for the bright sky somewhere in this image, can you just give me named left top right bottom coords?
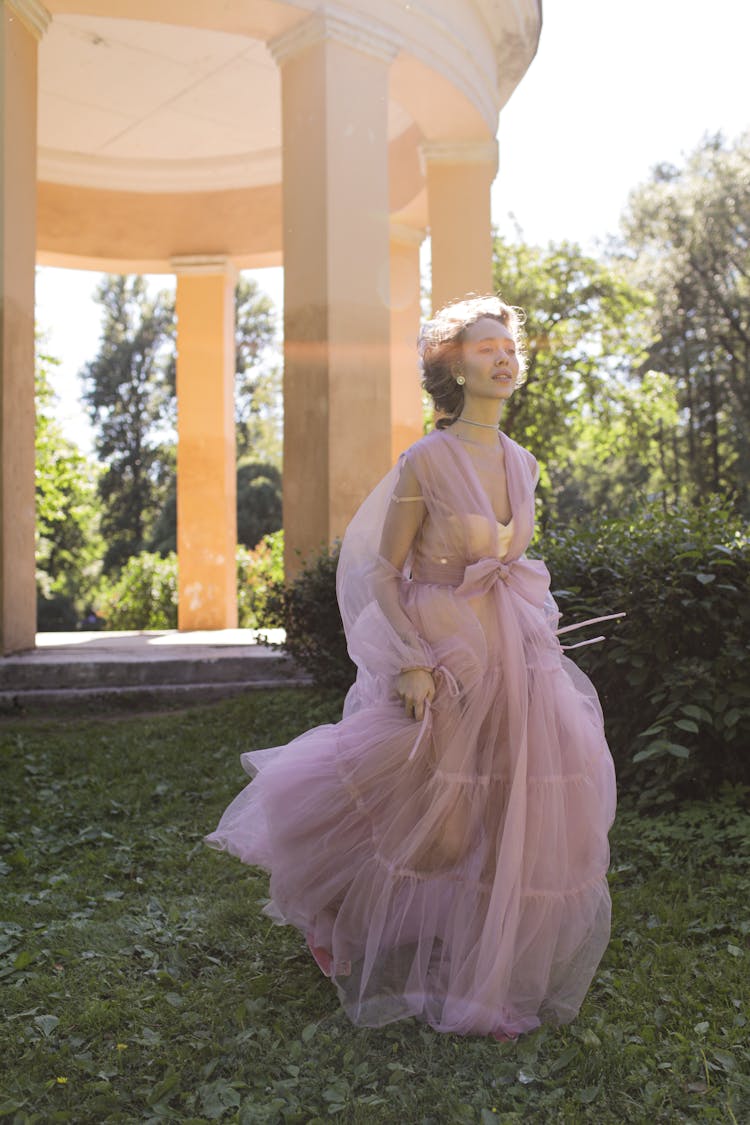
left=35, top=0, right=750, bottom=452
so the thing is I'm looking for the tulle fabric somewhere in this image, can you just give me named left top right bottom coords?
left=205, top=429, right=616, bottom=1037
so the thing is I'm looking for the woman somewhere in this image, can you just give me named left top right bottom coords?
left=205, top=295, right=619, bottom=1040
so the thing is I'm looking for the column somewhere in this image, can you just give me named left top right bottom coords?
left=1, top=0, right=49, bottom=654
left=423, top=140, right=498, bottom=312
left=270, top=12, right=397, bottom=573
left=172, top=256, right=238, bottom=631
left=389, top=223, right=425, bottom=462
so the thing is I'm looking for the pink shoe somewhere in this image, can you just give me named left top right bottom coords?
left=306, top=932, right=333, bottom=977
left=491, top=1029, right=520, bottom=1043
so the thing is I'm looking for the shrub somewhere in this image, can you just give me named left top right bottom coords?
left=36, top=590, right=79, bottom=632
left=95, top=551, right=179, bottom=629
left=280, top=541, right=354, bottom=692
left=280, top=501, right=750, bottom=805
left=537, top=500, right=750, bottom=806
left=237, top=530, right=285, bottom=630
left=95, top=535, right=286, bottom=633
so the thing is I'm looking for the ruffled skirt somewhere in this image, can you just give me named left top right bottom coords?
left=205, top=586, right=616, bottom=1037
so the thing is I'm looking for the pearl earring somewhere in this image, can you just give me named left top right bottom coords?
left=456, top=375, right=466, bottom=386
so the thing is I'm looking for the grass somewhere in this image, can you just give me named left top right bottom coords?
left=0, top=688, right=748, bottom=1125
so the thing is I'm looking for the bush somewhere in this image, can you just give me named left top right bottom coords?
left=280, top=502, right=750, bottom=805
left=36, top=590, right=80, bottom=632
left=280, top=540, right=354, bottom=692
left=237, top=530, right=285, bottom=630
left=94, top=535, right=286, bottom=632
left=95, top=551, right=179, bottom=629
left=537, top=500, right=750, bottom=807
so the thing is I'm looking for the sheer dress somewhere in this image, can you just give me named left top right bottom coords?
left=205, top=428, right=617, bottom=1037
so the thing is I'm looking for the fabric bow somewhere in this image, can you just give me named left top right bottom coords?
left=455, top=555, right=551, bottom=610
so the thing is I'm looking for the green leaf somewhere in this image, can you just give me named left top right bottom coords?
left=633, top=742, right=670, bottom=763
left=674, top=719, right=698, bottom=734
left=695, top=573, right=715, bottom=584
left=200, top=1079, right=241, bottom=1119
left=548, top=1044, right=580, bottom=1073
left=33, top=1014, right=59, bottom=1038
left=301, top=1022, right=319, bottom=1043
left=146, top=1070, right=180, bottom=1106
left=682, top=704, right=711, bottom=723
left=712, top=1049, right=736, bottom=1070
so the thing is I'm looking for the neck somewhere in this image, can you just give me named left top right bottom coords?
left=454, top=400, right=504, bottom=445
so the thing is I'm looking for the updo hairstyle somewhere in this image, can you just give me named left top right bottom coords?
left=418, top=295, right=527, bottom=428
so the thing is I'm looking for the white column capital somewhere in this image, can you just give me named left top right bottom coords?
left=390, top=222, right=426, bottom=249
left=269, top=7, right=400, bottom=67
left=5, top=0, right=51, bottom=39
left=420, top=139, right=499, bottom=175
left=171, top=255, right=238, bottom=282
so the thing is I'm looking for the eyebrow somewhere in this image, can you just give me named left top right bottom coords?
left=475, top=336, right=514, bottom=345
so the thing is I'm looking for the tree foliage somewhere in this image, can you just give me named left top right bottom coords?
left=234, top=276, right=282, bottom=466
left=80, top=276, right=175, bottom=573
left=35, top=342, right=103, bottom=628
left=146, top=460, right=282, bottom=556
left=81, top=274, right=281, bottom=575
left=620, top=131, right=750, bottom=511
left=492, top=234, right=651, bottom=521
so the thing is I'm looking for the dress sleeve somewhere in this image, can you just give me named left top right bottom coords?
left=337, top=450, right=437, bottom=680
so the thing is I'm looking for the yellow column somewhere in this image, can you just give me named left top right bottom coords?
left=1, top=1, right=48, bottom=654
left=172, top=257, right=238, bottom=631
left=389, top=223, right=425, bottom=462
left=270, top=12, right=396, bottom=573
left=423, top=140, right=498, bottom=312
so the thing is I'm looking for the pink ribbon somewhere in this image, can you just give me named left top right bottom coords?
left=455, top=555, right=626, bottom=652
left=407, top=664, right=461, bottom=762
left=456, top=555, right=551, bottom=609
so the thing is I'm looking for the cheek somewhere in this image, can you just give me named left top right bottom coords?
left=463, top=355, right=485, bottom=380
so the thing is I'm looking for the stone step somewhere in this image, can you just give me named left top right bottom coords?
left=0, top=677, right=313, bottom=713
left=0, top=630, right=311, bottom=703
left=0, top=651, right=300, bottom=690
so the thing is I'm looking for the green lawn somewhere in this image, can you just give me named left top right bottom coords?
left=0, top=690, right=748, bottom=1124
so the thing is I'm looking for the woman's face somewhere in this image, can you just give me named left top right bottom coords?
left=459, top=317, right=519, bottom=404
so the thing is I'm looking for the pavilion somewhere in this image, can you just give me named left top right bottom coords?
left=0, top=0, right=541, bottom=654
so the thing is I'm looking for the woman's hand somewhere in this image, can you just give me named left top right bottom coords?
left=395, top=668, right=435, bottom=721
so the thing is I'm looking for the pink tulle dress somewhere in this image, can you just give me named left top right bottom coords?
left=205, top=428, right=617, bottom=1038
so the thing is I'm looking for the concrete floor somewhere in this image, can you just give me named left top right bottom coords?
left=0, top=629, right=308, bottom=708
left=29, top=628, right=287, bottom=662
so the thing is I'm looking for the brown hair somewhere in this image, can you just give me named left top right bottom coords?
left=418, top=295, right=527, bottom=427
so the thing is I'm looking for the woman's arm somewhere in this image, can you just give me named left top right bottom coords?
left=375, top=459, right=435, bottom=720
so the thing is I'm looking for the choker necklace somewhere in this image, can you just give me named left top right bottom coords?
left=457, top=416, right=500, bottom=431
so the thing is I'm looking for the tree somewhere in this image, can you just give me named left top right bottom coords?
left=82, top=274, right=281, bottom=573
left=560, top=369, right=683, bottom=520
left=36, top=340, right=103, bottom=628
left=234, top=276, right=282, bottom=466
left=236, top=461, right=282, bottom=549
left=492, top=234, right=651, bottom=521
left=619, top=132, right=750, bottom=511
left=147, top=460, right=282, bottom=555
left=80, top=275, right=175, bottom=573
